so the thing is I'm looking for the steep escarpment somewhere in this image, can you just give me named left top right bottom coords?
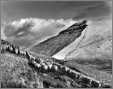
left=30, top=20, right=87, bottom=56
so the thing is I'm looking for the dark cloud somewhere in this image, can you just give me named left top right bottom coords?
left=1, top=1, right=111, bottom=22
left=73, top=1, right=111, bottom=20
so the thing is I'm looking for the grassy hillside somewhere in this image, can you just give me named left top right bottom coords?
left=1, top=51, right=112, bottom=88
left=1, top=39, right=112, bottom=88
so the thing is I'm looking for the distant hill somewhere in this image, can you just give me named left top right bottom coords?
left=30, top=20, right=87, bottom=56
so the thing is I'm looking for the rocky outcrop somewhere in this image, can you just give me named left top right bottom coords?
left=30, top=20, right=87, bottom=56
left=1, top=39, right=111, bottom=88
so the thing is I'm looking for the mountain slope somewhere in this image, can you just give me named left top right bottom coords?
left=53, top=18, right=112, bottom=59
left=55, top=18, right=112, bottom=75
left=65, top=19, right=112, bottom=60
left=30, top=20, right=87, bottom=56
left=1, top=39, right=112, bottom=88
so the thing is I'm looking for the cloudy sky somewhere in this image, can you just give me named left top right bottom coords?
left=1, top=0, right=112, bottom=23
left=1, top=1, right=112, bottom=49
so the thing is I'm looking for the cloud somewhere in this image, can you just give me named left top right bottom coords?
left=2, top=18, right=76, bottom=47
left=73, top=1, right=111, bottom=20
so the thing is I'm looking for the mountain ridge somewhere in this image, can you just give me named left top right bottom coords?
left=30, top=20, right=87, bottom=56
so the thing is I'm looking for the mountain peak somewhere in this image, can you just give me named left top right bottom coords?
left=59, top=20, right=87, bottom=34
